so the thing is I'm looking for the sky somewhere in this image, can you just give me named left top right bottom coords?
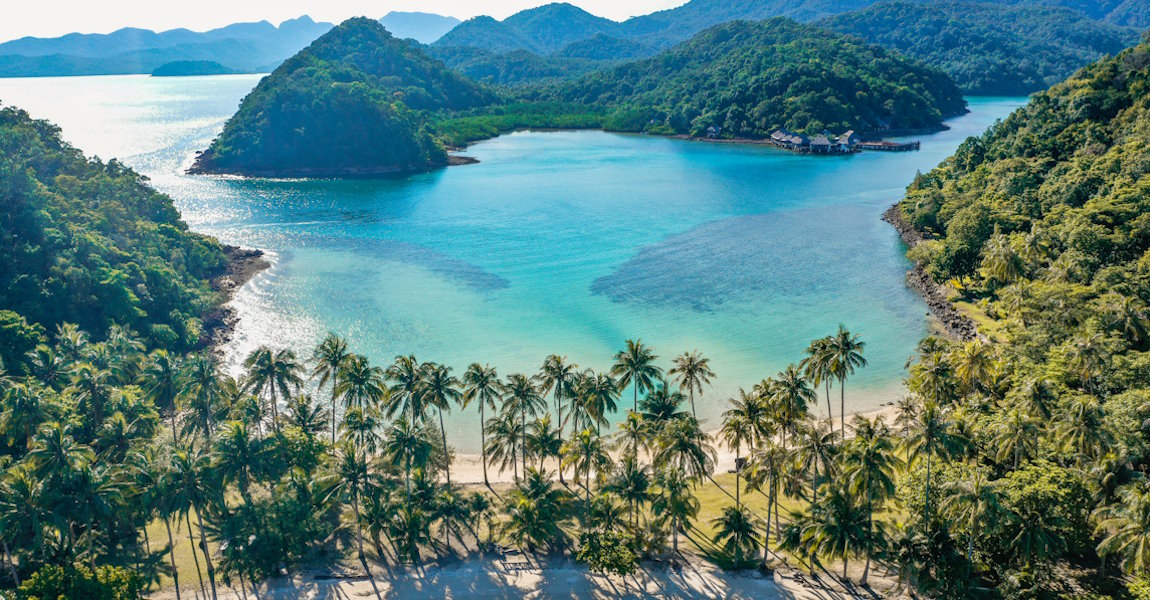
left=0, top=0, right=688, bottom=42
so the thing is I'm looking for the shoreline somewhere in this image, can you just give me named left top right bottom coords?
left=445, top=402, right=903, bottom=486
left=882, top=204, right=979, bottom=341
left=201, top=245, right=271, bottom=351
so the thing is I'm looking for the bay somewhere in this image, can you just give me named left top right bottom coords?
left=0, top=74, right=1026, bottom=450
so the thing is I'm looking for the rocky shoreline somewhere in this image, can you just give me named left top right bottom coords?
left=201, top=245, right=271, bottom=351
left=882, top=204, right=979, bottom=341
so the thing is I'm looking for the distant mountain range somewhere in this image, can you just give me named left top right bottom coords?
left=0, top=0, right=1144, bottom=82
left=430, top=0, right=1146, bottom=93
left=0, top=12, right=460, bottom=78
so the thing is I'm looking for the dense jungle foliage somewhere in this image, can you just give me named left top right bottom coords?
left=0, top=105, right=226, bottom=355
left=895, top=40, right=1150, bottom=596
left=545, top=19, right=967, bottom=137
left=820, top=1, right=1142, bottom=95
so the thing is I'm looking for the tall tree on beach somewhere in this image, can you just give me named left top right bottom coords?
left=242, top=346, right=304, bottom=434
left=828, top=326, right=867, bottom=441
left=385, top=355, right=424, bottom=423
left=503, top=373, right=545, bottom=477
left=843, top=416, right=899, bottom=584
left=463, top=363, right=502, bottom=489
left=334, top=354, right=387, bottom=412
left=669, top=350, right=714, bottom=420
left=538, top=355, right=577, bottom=482
left=420, top=362, right=462, bottom=487
left=801, top=337, right=836, bottom=426
left=310, top=333, right=351, bottom=445
left=611, top=340, right=662, bottom=413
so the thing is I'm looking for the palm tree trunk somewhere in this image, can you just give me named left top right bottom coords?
left=862, top=489, right=872, bottom=585
left=825, top=381, right=832, bottom=426
left=194, top=504, right=218, bottom=600
left=843, top=556, right=848, bottom=581
left=164, top=518, right=181, bottom=600
left=840, top=380, right=846, bottom=442
left=480, top=404, right=491, bottom=490
left=557, top=391, right=565, bottom=484
left=735, top=446, right=741, bottom=511
left=269, top=386, right=279, bottom=434
left=521, top=411, right=527, bottom=480
left=3, top=539, right=19, bottom=588
left=585, top=455, right=592, bottom=524
left=924, top=450, right=933, bottom=520
left=439, top=407, right=451, bottom=487
left=185, top=512, right=207, bottom=600
left=689, top=388, right=696, bottom=420
left=332, top=388, right=338, bottom=447
left=352, top=491, right=366, bottom=559
left=633, top=377, right=638, bottom=413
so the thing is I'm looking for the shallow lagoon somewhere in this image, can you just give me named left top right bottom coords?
left=0, top=75, right=1026, bottom=449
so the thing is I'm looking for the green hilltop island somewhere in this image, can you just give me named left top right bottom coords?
left=191, top=16, right=965, bottom=178
left=189, top=17, right=495, bottom=177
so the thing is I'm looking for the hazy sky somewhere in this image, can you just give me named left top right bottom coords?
left=1, top=1, right=688, bottom=42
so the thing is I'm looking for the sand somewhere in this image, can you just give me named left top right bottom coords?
left=148, top=554, right=887, bottom=600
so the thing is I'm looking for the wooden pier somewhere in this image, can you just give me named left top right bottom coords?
left=856, top=140, right=920, bottom=152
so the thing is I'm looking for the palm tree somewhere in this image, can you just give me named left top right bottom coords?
left=561, top=428, right=608, bottom=520
left=1057, top=394, right=1109, bottom=461
left=462, top=363, right=502, bottom=489
left=181, top=353, right=228, bottom=441
left=843, top=416, right=900, bottom=584
left=310, top=333, right=351, bottom=445
left=580, top=371, right=619, bottom=435
left=501, top=468, right=571, bottom=553
left=70, top=363, right=112, bottom=431
left=340, top=406, right=383, bottom=457
left=419, top=362, right=462, bottom=486
left=171, top=446, right=219, bottom=600
left=503, top=373, right=546, bottom=475
left=285, top=393, right=329, bottom=437
left=213, top=421, right=262, bottom=508
left=653, top=417, right=715, bottom=481
left=383, top=417, right=433, bottom=503
left=951, top=340, right=993, bottom=395
left=241, top=346, right=304, bottom=434
left=27, top=344, right=66, bottom=390
left=484, top=409, right=522, bottom=480
left=828, top=326, right=867, bottom=441
left=712, top=505, right=760, bottom=568
left=1095, top=482, right=1150, bottom=575
left=745, top=440, right=786, bottom=557
left=538, top=355, right=577, bottom=480
left=1, top=384, right=50, bottom=450
left=611, top=340, right=662, bottom=413
left=771, top=364, right=815, bottom=451
left=993, top=408, right=1039, bottom=469
left=719, top=409, right=754, bottom=510
left=322, top=443, right=372, bottom=560
left=794, top=420, right=836, bottom=505
left=141, top=350, right=182, bottom=443
left=651, top=468, right=699, bottom=558
left=905, top=400, right=960, bottom=519
left=335, top=354, right=387, bottom=412
left=669, top=350, right=714, bottom=420
left=802, top=480, right=869, bottom=581
left=801, top=337, right=836, bottom=425
left=604, top=455, right=651, bottom=530
left=941, top=468, right=999, bottom=566
left=385, top=355, right=423, bottom=422
left=433, top=487, right=472, bottom=552
left=1104, top=294, right=1150, bottom=345
left=525, top=414, right=562, bottom=472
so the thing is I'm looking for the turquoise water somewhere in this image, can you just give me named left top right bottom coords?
left=0, top=75, right=1026, bottom=449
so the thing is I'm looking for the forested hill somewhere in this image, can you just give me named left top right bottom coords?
left=0, top=104, right=227, bottom=362
left=546, top=19, right=967, bottom=137
left=820, top=1, right=1143, bottom=95
left=190, top=18, right=494, bottom=177
left=889, top=39, right=1150, bottom=595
